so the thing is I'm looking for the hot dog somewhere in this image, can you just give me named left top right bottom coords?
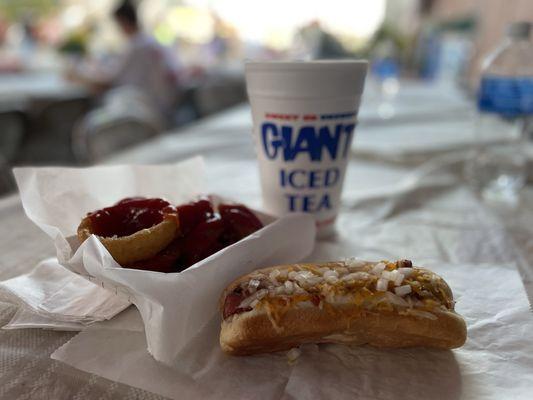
left=219, top=259, right=466, bottom=355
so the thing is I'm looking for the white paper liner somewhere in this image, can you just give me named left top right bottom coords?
left=13, top=157, right=316, bottom=365
left=0, top=257, right=130, bottom=327
left=51, top=262, right=533, bottom=399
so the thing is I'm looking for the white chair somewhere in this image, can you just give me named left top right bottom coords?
left=72, top=87, right=163, bottom=163
left=72, top=112, right=161, bottom=164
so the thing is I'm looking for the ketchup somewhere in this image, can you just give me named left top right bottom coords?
left=175, top=198, right=214, bottom=235
left=88, top=197, right=175, bottom=238
left=181, top=216, right=226, bottom=266
left=219, top=204, right=263, bottom=245
left=120, top=198, right=264, bottom=273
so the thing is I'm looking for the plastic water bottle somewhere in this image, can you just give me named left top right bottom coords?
left=469, top=22, right=533, bottom=204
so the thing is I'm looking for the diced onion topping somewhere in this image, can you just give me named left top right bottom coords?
left=397, top=267, right=415, bottom=277
left=230, top=259, right=446, bottom=317
left=380, top=269, right=404, bottom=286
left=238, top=295, right=255, bottom=309
left=269, top=269, right=281, bottom=281
left=384, top=291, right=409, bottom=307
left=394, top=285, right=412, bottom=296
left=336, top=266, right=349, bottom=275
left=376, top=278, right=388, bottom=291
left=287, top=347, right=301, bottom=363
left=323, top=270, right=339, bottom=279
left=371, top=262, right=387, bottom=275
left=305, top=276, right=324, bottom=286
left=293, top=282, right=306, bottom=294
left=392, top=271, right=405, bottom=286
left=342, top=272, right=370, bottom=282
left=297, top=271, right=315, bottom=280
left=256, top=288, right=268, bottom=300
left=381, top=270, right=395, bottom=280
left=346, top=258, right=366, bottom=270
left=248, top=279, right=260, bottom=292
left=284, top=280, right=294, bottom=294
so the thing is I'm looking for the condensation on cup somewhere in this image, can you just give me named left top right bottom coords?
left=245, top=60, right=368, bottom=237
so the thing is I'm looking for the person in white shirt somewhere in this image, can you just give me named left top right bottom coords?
left=69, top=1, right=180, bottom=124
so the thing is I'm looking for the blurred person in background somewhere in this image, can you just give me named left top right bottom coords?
left=67, top=0, right=180, bottom=126
left=291, top=20, right=351, bottom=60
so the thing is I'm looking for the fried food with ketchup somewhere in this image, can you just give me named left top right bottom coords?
left=78, top=197, right=264, bottom=273
left=77, top=197, right=180, bottom=265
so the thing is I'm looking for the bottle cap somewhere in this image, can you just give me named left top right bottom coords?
left=506, top=21, right=531, bottom=39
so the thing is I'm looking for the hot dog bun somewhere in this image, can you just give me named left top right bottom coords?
left=219, top=260, right=467, bottom=355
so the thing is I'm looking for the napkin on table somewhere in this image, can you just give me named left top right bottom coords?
left=0, top=257, right=130, bottom=329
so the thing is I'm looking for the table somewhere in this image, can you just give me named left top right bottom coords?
left=1, top=80, right=532, bottom=399
left=0, top=71, right=87, bottom=111
left=0, top=70, right=91, bottom=173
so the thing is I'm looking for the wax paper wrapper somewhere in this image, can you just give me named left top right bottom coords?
left=3, top=306, right=88, bottom=331
left=13, top=157, right=316, bottom=365
left=51, top=261, right=533, bottom=399
left=0, top=257, right=130, bottom=327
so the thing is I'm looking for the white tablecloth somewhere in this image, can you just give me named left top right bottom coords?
left=1, top=80, right=532, bottom=399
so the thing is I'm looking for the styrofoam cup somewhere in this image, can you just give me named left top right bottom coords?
left=245, top=60, right=368, bottom=237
